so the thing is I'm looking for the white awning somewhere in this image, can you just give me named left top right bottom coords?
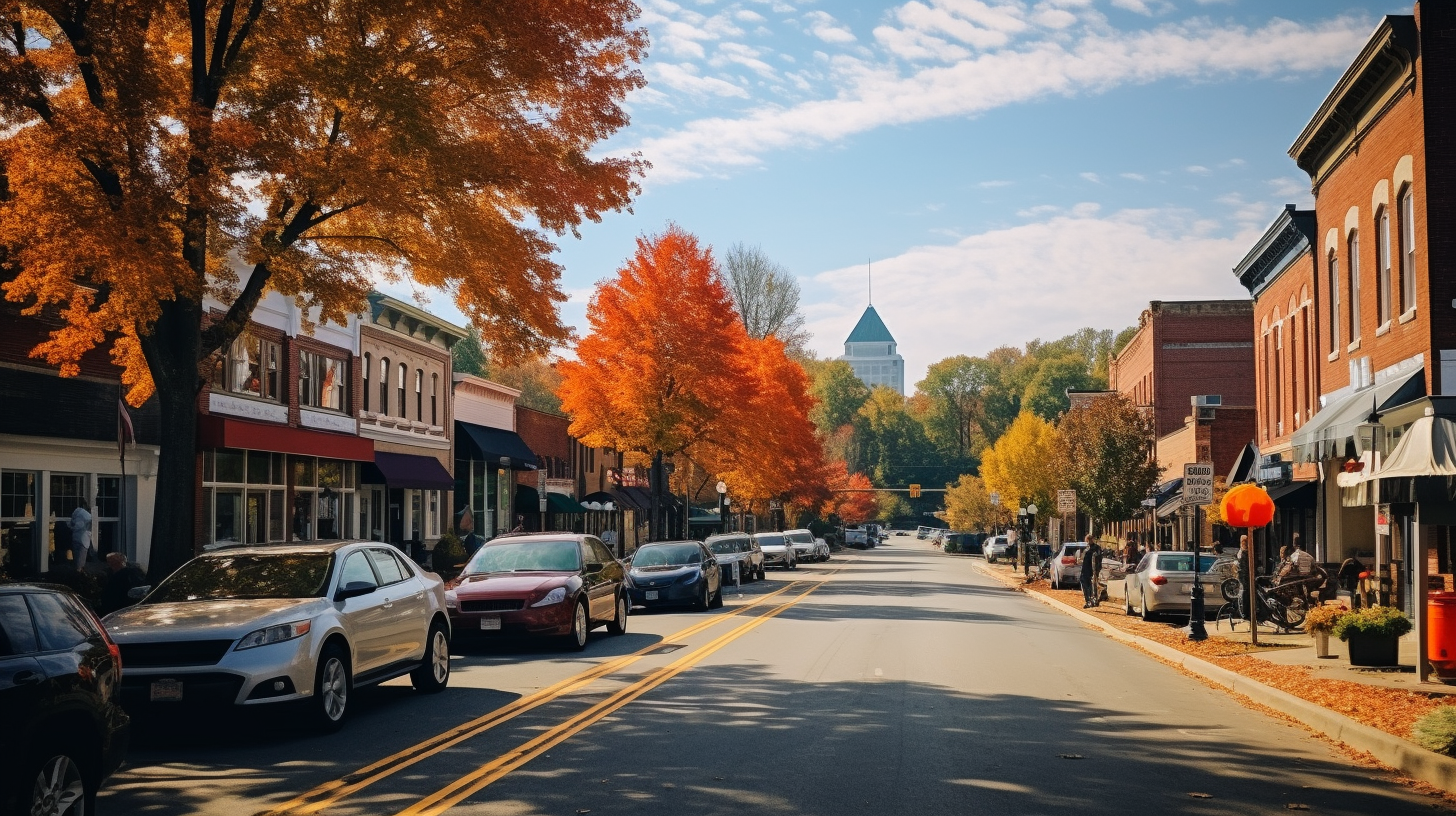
left=1291, top=370, right=1424, bottom=462
left=1360, top=415, right=1456, bottom=481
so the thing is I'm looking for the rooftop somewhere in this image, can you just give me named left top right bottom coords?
left=846, top=306, right=895, bottom=344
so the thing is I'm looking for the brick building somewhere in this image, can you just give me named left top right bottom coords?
left=1276, top=5, right=1456, bottom=663
left=0, top=283, right=163, bottom=576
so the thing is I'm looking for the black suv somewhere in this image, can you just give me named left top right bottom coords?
left=0, top=583, right=130, bottom=815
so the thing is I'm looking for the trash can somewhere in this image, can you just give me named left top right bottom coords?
left=1428, top=592, right=1456, bottom=681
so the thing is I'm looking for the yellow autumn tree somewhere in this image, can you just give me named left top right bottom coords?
left=0, top=2, right=646, bottom=576
left=945, top=474, right=1012, bottom=532
left=979, top=411, right=1065, bottom=514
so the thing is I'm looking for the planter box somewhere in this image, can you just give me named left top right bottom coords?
left=1346, top=634, right=1400, bottom=667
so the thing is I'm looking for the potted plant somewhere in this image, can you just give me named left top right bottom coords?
left=1330, top=605, right=1412, bottom=667
left=1303, top=604, right=1348, bottom=659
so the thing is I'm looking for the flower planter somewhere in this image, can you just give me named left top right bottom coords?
left=1312, top=630, right=1331, bottom=659
left=1346, top=633, right=1399, bottom=667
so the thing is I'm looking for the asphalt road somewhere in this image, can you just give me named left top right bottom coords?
left=101, top=539, right=1449, bottom=816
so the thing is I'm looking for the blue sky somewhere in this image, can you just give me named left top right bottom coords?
left=408, top=0, right=1408, bottom=388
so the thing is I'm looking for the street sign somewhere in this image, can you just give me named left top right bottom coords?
left=538, top=470, right=549, bottom=513
left=989, top=492, right=1000, bottom=506
left=1183, top=462, right=1215, bottom=505
left=1056, top=489, right=1076, bottom=514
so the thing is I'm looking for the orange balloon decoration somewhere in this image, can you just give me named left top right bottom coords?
left=1221, top=483, right=1275, bottom=527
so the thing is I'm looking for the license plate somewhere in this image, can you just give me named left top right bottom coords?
left=149, top=678, right=183, bottom=702
left=1180, top=585, right=1194, bottom=594
left=645, top=591, right=659, bottom=600
left=479, top=616, right=501, bottom=631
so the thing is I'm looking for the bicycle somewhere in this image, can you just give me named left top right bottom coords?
left=1216, top=576, right=1308, bottom=632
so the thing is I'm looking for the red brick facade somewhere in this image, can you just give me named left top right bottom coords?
left=515, top=406, right=571, bottom=484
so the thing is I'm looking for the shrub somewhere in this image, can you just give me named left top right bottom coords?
left=1330, top=605, right=1412, bottom=641
left=1414, top=707, right=1456, bottom=755
left=1303, top=603, right=1349, bottom=634
left=432, top=531, right=468, bottom=581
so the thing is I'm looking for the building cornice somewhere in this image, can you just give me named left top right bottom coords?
left=366, top=293, right=469, bottom=351
left=1288, top=15, right=1418, bottom=184
left=452, top=373, right=521, bottom=403
left=1233, top=205, right=1316, bottom=298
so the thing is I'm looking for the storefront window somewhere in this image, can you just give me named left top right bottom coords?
left=49, top=474, right=88, bottom=571
left=300, top=351, right=349, bottom=411
left=428, top=490, right=440, bottom=538
left=292, top=456, right=316, bottom=489
left=410, top=490, right=423, bottom=540
left=95, top=476, right=123, bottom=558
left=1, top=471, right=38, bottom=577
left=202, top=452, right=355, bottom=547
left=212, top=333, right=281, bottom=401
left=215, top=450, right=245, bottom=484
left=215, top=489, right=243, bottom=544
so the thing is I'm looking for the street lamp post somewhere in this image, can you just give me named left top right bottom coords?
left=717, top=481, right=729, bottom=535
left=1025, top=503, right=1038, bottom=576
left=1188, top=535, right=1208, bottom=641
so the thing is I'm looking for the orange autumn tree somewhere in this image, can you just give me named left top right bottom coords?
left=558, top=225, right=754, bottom=539
left=823, top=460, right=878, bottom=525
left=706, top=334, right=827, bottom=517
left=0, top=2, right=647, bottom=576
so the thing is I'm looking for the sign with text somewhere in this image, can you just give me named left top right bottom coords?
left=1183, top=462, right=1215, bottom=506
left=1057, top=490, right=1077, bottom=514
left=989, top=492, right=1000, bottom=506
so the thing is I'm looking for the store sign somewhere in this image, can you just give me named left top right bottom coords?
left=1057, top=490, right=1076, bottom=514
left=1183, top=462, right=1214, bottom=505
left=1377, top=508, right=1391, bottom=535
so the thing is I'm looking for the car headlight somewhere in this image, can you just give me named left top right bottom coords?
left=531, top=587, right=568, bottom=608
left=677, top=569, right=702, bottom=583
left=236, top=620, right=312, bottom=651
left=445, top=590, right=458, bottom=609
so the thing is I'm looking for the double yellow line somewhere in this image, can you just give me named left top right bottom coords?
left=394, top=576, right=824, bottom=816
left=258, top=578, right=813, bottom=816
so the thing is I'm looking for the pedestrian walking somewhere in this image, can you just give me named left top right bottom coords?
left=1079, top=534, right=1103, bottom=608
left=100, top=552, right=148, bottom=614
left=69, top=500, right=93, bottom=572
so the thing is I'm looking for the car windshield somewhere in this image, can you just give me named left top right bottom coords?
left=756, top=535, right=785, bottom=547
left=708, top=540, right=743, bottom=555
left=1156, top=554, right=1219, bottom=572
left=786, top=532, right=814, bottom=544
left=144, top=553, right=334, bottom=603
left=633, top=543, right=703, bottom=568
left=468, top=540, right=581, bottom=573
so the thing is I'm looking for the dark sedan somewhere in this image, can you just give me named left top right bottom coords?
left=625, top=541, right=723, bottom=611
left=445, top=534, right=628, bottom=650
left=1, top=583, right=130, bottom=816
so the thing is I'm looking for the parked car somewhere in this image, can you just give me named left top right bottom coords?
left=625, top=540, right=723, bottom=611
left=106, top=543, right=451, bottom=730
left=1, top=583, right=130, bottom=816
left=812, top=537, right=831, bottom=561
left=1110, top=551, right=1221, bottom=620
left=844, top=527, right=876, bottom=549
left=754, top=532, right=798, bottom=569
left=1048, top=543, right=1089, bottom=589
left=916, top=526, right=933, bottom=540
left=705, top=533, right=765, bottom=582
left=982, top=535, right=1012, bottom=563
left=446, top=533, right=627, bottom=650
left=784, top=529, right=819, bottom=563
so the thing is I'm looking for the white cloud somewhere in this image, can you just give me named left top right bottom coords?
left=978, top=179, right=1014, bottom=188
left=625, top=15, right=1372, bottom=183
left=1186, top=165, right=1212, bottom=175
left=1267, top=176, right=1314, bottom=206
left=1079, top=171, right=1102, bottom=184
left=712, top=42, right=778, bottom=77
left=1120, top=172, right=1147, bottom=182
left=805, top=207, right=1253, bottom=384
left=804, top=10, right=857, bottom=43
left=651, top=63, right=751, bottom=98
left=1016, top=204, right=1061, bottom=218
left=735, top=9, right=767, bottom=23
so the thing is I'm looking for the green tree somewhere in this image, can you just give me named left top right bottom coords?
left=452, top=327, right=489, bottom=378
left=945, top=474, right=1012, bottom=532
left=810, top=360, right=871, bottom=435
left=916, top=355, right=994, bottom=460
left=1021, top=353, right=1099, bottom=421
left=858, top=387, right=934, bottom=487
left=1057, top=394, right=1162, bottom=531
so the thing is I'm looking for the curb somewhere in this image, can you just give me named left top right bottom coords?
left=970, top=559, right=1456, bottom=793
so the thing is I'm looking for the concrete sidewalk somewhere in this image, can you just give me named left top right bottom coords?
left=967, top=555, right=1456, bottom=794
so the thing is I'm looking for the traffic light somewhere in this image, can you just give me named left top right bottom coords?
left=909, top=484, right=921, bottom=498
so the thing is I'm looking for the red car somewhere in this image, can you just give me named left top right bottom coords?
left=446, top=533, right=628, bottom=650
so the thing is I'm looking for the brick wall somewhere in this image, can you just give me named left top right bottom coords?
left=515, top=406, right=570, bottom=483
left=1252, top=251, right=1320, bottom=453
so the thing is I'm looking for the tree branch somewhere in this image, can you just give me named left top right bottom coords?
left=299, top=233, right=406, bottom=256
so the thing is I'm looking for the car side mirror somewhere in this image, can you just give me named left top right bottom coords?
left=335, top=581, right=377, bottom=601
left=127, top=586, right=151, bottom=600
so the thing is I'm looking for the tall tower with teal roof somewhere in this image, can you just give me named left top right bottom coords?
left=841, top=305, right=904, bottom=394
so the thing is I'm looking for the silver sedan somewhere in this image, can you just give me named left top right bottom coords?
left=104, top=541, right=451, bottom=731
left=1106, top=551, right=1220, bottom=621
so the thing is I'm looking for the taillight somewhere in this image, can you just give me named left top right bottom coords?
left=1060, top=557, right=1076, bottom=565
left=85, top=607, right=122, bottom=680
left=1150, top=575, right=1168, bottom=586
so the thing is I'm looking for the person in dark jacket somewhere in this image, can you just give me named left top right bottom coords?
left=1079, top=535, right=1103, bottom=609
left=100, top=552, right=148, bottom=614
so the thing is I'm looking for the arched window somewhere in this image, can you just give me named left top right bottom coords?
left=1399, top=185, right=1416, bottom=314
left=1327, top=250, right=1340, bottom=354
left=1347, top=229, right=1361, bottom=343
left=415, top=369, right=424, bottom=421
left=431, top=373, right=439, bottom=426
left=1377, top=208, right=1392, bottom=326
left=379, top=357, right=390, bottom=415
left=362, top=353, right=371, bottom=412
left=397, top=363, right=407, bottom=418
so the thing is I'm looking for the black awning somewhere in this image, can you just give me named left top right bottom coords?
left=361, top=452, right=455, bottom=489
left=1227, top=443, right=1259, bottom=485
left=456, top=421, right=539, bottom=470
left=1268, top=480, right=1317, bottom=509
left=547, top=492, right=588, bottom=513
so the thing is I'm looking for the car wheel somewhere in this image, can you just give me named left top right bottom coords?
left=312, top=643, right=352, bottom=732
left=563, top=600, right=589, bottom=651
left=1140, top=591, right=1156, bottom=622
left=710, top=585, right=724, bottom=609
left=1124, top=592, right=1135, bottom=617
left=756, top=564, right=766, bottom=581
left=607, top=594, right=628, bottom=635
left=411, top=621, right=451, bottom=693
left=695, top=582, right=711, bottom=611
left=24, top=743, right=91, bottom=816
left=788, top=555, right=798, bottom=570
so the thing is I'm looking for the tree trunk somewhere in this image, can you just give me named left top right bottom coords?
left=649, top=450, right=663, bottom=542
left=138, top=296, right=204, bottom=582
